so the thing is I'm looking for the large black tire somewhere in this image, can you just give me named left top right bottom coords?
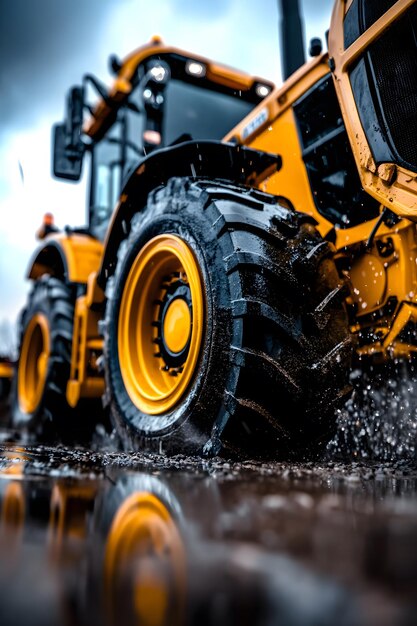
left=11, top=275, right=75, bottom=440
left=105, top=177, right=353, bottom=458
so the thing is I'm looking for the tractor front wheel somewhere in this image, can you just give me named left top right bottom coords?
left=105, top=178, right=353, bottom=458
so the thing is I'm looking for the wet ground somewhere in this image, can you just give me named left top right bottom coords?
left=1, top=395, right=417, bottom=626
left=2, top=368, right=417, bottom=626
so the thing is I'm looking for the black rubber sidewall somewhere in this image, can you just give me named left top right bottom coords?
left=106, top=205, right=235, bottom=452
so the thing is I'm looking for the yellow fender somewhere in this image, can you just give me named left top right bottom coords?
left=27, top=233, right=103, bottom=285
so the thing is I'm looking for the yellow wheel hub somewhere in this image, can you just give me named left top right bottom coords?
left=18, top=313, right=50, bottom=414
left=118, top=234, right=204, bottom=415
left=163, top=299, right=191, bottom=355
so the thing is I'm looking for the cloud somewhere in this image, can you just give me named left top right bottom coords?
left=0, top=0, right=120, bottom=140
left=302, top=0, right=334, bottom=42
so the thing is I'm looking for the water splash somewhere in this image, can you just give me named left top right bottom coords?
left=328, top=362, right=417, bottom=462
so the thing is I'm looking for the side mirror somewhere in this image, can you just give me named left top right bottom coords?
left=52, top=124, right=83, bottom=181
left=52, top=86, right=85, bottom=181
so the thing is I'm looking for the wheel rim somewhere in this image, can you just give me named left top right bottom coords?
left=18, top=313, right=50, bottom=414
left=105, top=492, right=185, bottom=626
left=118, top=234, right=204, bottom=415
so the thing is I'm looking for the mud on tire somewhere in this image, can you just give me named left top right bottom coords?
left=105, top=177, right=353, bottom=458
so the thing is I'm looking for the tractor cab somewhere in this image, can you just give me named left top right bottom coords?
left=53, top=40, right=274, bottom=240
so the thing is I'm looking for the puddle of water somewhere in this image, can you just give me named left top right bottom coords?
left=0, top=443, right=417, bottom=626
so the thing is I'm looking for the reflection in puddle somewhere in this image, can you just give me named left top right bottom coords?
left=0, top=443, right=417, bottom=625
left=102, top=478, right=186, bottom=626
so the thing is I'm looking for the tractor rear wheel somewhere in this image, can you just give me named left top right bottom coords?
left=105, top=178, right=353, bottom=458
left=11, top=275, right=75, bottom=439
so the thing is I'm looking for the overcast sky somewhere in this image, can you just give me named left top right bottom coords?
left=0, top=0, right=333, bottom=346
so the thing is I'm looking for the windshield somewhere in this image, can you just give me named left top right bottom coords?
left=163, top=80, right=254, bottom=145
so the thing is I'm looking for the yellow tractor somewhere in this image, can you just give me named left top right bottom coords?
left=12, top=0, right=417, bottom=456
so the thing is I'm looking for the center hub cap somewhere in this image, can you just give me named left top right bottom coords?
left=162, top=297, right=191, bottom=355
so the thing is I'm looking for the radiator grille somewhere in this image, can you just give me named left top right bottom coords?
left=347, top=2, right=417, bottom=172
left=367, top=5, right=417, bottom=170
left=362, top=0, right=397, bottom=29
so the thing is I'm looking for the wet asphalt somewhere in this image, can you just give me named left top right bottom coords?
left=1, top=392, right=417, bottom=626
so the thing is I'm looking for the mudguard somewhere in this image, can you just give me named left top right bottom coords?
left=97, top=140, right=280, bottom=287
left=27, top=233, right=103, bottom=285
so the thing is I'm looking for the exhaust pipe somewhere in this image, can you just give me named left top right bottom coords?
left=278, top=0, right=306, bottom=80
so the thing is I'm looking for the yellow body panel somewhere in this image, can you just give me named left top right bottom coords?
left=251, top=107, right=334, bottom=240
left=28, top=233, right=103, bottom=285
